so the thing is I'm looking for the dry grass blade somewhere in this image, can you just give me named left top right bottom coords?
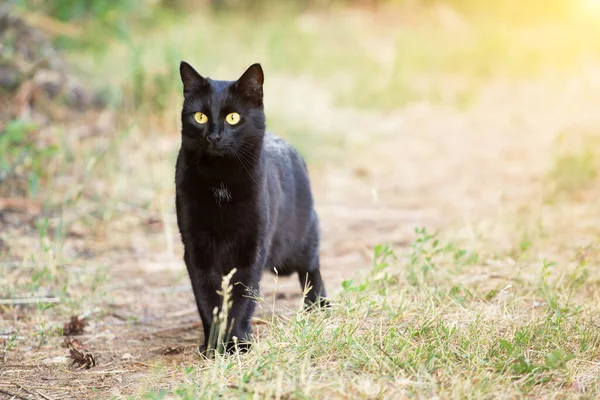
left=11, top=383, right=53, bottom=400
left=0, top=298, right=60, bottom=305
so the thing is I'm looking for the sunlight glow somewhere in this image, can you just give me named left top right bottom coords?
left=583, top=0, right=600, bottom=13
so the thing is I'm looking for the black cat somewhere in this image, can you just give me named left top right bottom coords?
left=175, top=61, right=327, bottom=355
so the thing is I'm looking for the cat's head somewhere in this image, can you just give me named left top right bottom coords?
left=179, top=61, right=266, bottom=157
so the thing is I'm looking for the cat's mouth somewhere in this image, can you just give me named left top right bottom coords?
left=205, top=143, right=228, bottom=156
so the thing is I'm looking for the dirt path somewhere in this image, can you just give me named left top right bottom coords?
left=2, top=69, right=600, bottom=398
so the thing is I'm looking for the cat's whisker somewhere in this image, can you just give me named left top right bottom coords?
left=231, top=149, right=260, bottom=186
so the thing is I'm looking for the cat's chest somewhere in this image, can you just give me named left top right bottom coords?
left=211, top=181, right=233, bottom=206
left=178, top=184, right=261, bottom=261
left=179, top=178, right=235, bottom=205
left=178, top=180, right=257, bottom=224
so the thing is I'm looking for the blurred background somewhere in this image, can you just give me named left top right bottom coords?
left=1, top=0, right=600, bottom=395
left=2, top=0, right=600, bottom=266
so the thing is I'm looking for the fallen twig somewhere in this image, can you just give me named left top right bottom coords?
left=4, top=386, right=70, bottom=392
left=0, top=298, right=60, bottom=305
left=34, top=391, right=53, bottom=400
left=0, top=388, right=33, bottom=400
left=12, top=383, right=54, bottom=400
left=81, top=370, right=134, bottom=375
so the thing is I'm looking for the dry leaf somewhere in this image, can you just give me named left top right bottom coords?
left=68, top=347, right=96, bottom=369
left=63, top=315, right=87, bottom=336
left=61, top=337, right=85, bottom=349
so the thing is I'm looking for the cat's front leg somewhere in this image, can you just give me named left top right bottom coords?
left=184, top=249, right=222, bottom=356
left=221, top=266, right=261, bottom=353
left=187, top=257, right=261, bottom=355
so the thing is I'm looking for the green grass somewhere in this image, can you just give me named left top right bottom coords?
left=0, top=119, right=55, bottom=197
left=134, top=230, right=600, bottom=399
left=550, top=152, right=598, bottom=195
left=546, top=131, right=600, bottom=200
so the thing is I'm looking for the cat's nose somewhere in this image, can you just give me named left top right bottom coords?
left=206, top=135, right=221, bottom=144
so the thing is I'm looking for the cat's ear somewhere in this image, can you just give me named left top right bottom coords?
left=234, top=63, right=264, bottom=103
left=180, top=61, right=208, bottom=96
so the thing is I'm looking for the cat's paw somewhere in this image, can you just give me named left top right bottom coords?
left=197, top=344, right=216, bottom=359
left=318, top=298, right=331, bottom=308
left=225, top=339, right=252, bottom=355
left=198, top=340, right=252, bottom=357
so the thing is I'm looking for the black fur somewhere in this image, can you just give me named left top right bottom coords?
left=175, top=61, right=327, bottom=355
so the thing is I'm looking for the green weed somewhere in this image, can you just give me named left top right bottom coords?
left=0, top=119, right=56, bottom=198
left=549, top=151, right=598, bottom=195
left=137, top=231, right=600, bottom=398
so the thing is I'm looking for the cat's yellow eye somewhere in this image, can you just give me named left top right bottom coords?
left=194, top=112, right=208, bottom=124
left=225, top=112, right=241, bottom=125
